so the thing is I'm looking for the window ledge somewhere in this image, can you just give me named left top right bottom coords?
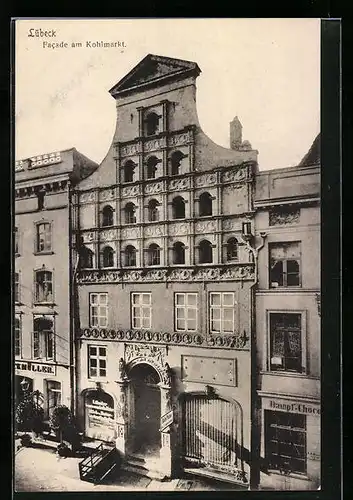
left=33, top=302, right=56, bottom=307
left=267, top=469, right=310, bottom=481
left=260, top=370, right=312, bottom=378
left=34, top=251, right=54, bottom=256
left=269, top=286, right=302, bottom=290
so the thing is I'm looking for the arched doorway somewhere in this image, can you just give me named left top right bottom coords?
left=129, top=363, right=161, bottom=457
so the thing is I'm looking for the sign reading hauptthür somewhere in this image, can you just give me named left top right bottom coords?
left=160, top=409, right=174, bottom=431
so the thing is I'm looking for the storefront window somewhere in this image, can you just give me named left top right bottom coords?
left=85, top=390, right=115, bottom=442
left=265, top=410, right=307, bottom=475
left=46, top=380, right=61, bottom=418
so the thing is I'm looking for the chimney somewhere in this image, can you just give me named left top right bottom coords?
left=230, top=116, right=242, bottom=150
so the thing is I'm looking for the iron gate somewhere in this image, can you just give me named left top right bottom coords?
left=181, top=393, right=245, bottom=476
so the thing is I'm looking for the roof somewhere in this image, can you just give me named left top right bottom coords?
left=109, top=54, right=201, bottom=97
left=299, top=134, right=320, bottom=166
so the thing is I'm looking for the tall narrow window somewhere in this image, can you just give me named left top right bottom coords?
left=269, top=242, right=301, bottom=287
left=172, top=196, right=185, bottom=219
left=269, top=312, right=302, bottom=373
left=170, top=151, right=184, bottom=175
left=147, top=243, right=160, bottom=266
left=89, top=293, right=108, bottom=328
left=36, top=223, right=52, bottom=253
left=148, top=199, right=159, bottom=222
left=33, top=317, right=54, bottom=360
left=173, top=242, right=185, bottom=265
left=124, top=245, right=137, bottom=267
left=199, top=192, right=213, bottom=217
left=14, top=272, right=20, bottom=303
left=209, top=292, right=235, bottom=334
left=226, top=237, right=238, bottom=261
left=37, top=189, right=45, bottom=210
left=15, top=227, right=19, bottom=254
left=145, top=112, right=160, bottom=136
left=102, top=206, right=114, bottom=227
left=175, top=293, right=198, bottom=332
left=265, top=411, right=307, bottom=474
left=100, top=246, right=114, bottom=268
left=199, top=239, right=213, bottom=264
left=146, top=156, right=159, bottom=179
left=125, top=203, right=136, bottom=224
left=34, top=270, right=53, bottom=303
left=88, top=345, right=107, bottom=378
left=80, top=246, right=94, bottom=269
left=46, top=381, right=61, bottom=418
left=131, top=293, right=152, bottom=329
left=123, top=160, right=136, bottom=183
left=15, top=316, right=21, bottom=357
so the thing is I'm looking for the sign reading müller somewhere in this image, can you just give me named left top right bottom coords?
left=15, top=360, right=56, bottom=376
left=264, top=398, right=320, bottom=416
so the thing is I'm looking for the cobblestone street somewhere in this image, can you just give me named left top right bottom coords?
left=14, top=444, right=241, bottom=492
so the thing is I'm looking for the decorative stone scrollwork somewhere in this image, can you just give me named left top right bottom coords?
left=120, top=143, right=140, bottom=157
left=100, top=229, right=116, bottom=241
left=121, top=227, right=139, bottom=239
left=169, top=132, right=189, bottom=147
left=145, top=225, right=164, bottom=237
left=121, top=185, right=139, bottom=197
left=80, top=328, right=249, bottom=350
left=144, top=138, right=165, bottom=152
left=80, top=191, right=96, bottom=204
left=269, top=207, right=300, bottom=226
left=222, top=219, right=241, bottom=231
left=195, top=173, right=217, bottom=187
left=222, top=166, right=247, bottom=183
left=168, top=178, right=190, bottom=191
left=195, top=220, right=217, bottom=233
left=99, top=189, right=115, bottom=201
left=125, top=343, right=167, bottom=366
left=161, top=362, right=172, bottom=387
left=169, top=223, right=189, bottom=236
left=145, top=182, right=163, bottom=195
left=118, top=358, right=128, bottom=380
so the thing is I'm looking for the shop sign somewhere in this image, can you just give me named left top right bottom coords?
left=15, top=360, right=56, bottom=376
left=160, top=409, right=173, bottom=431
left=307, top=451, right=320, bottom=461
left=264, top=398, right=320, bottom=416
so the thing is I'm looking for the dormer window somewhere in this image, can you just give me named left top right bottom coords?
left=145, top=112, right=160, bottom=136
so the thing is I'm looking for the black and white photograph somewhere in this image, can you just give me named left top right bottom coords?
left=13, top=18, right=323, bottom=492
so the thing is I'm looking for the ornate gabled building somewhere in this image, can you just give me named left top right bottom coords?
left=253, top=135, right=321, bottom=490
left=72, top=54, right=259, bottom=486
left=14, top=148, right=98, bottom=419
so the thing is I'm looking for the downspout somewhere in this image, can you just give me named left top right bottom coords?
left=239, top=231, right=267, bottom=489
left=68, top=184, right=79, bottom=416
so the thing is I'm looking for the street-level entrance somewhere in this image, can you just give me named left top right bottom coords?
left=129, top=363, right=161, bottom=457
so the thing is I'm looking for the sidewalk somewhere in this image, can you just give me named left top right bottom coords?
left=14, top=445, right=241, bottom=492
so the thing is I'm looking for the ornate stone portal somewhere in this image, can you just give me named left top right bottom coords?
left=115, top=344, right=173, bottom=479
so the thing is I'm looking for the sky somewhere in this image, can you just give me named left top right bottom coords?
left=15, top=18, right=320, bottom=170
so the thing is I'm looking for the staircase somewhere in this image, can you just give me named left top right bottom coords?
left=78, top=443, right=120, bottom=484
left=123, top=453, right=165, bottom=480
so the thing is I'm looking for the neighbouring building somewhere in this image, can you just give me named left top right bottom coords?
left=253, top=134, right=321, bottom=490
left=72, top=54, right=260, bottom=487
left=14, top=148, right=98, bottom=420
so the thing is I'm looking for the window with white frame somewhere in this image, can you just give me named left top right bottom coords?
left=89, top=293, right=108, bottom=328
left=131, top=293, right=152, bottom=329
left=88, top=345, right=107, bottom=378
left=269, top=242, right=301, bottom=288
left=15, top=316, right=21, bottom=357
left=269, top=312, right=303, bottom=373
left=33, top=316, right=54, bottom=360
left=209, top=292, right=236, bottom=334
left=175, top=293, right=198, bottom=332
left=35, top=222, right=52, bottom=253
left=265, top=410, right=307, bottom=475
left=46, top=380, right=61, bottom=418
